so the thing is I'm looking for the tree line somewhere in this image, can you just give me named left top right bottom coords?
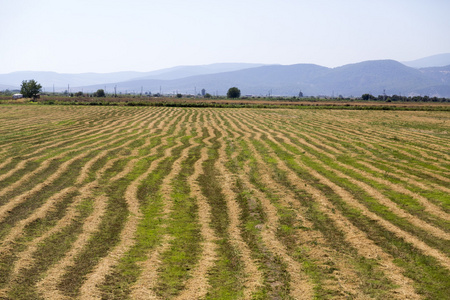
left=361, top=93, right=449, bottom=102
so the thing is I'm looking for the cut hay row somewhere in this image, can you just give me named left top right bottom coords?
left=77, top=110, right=192, bottom=299
left=173, top=115, right=218, bottom=300
left=222, top=111, right=418, bottom=299
left=0, top=106, right=448, bottom=299
left=0, top=106, right=130, bottom=150
left=43, top=109, right=189, bottom=298
left=242, top=112, right=449, bottom=256
left=0, top=108, right=164, bottom=222
left=216, top=112, right=318, bottom=298
left=262, top=111, right=450, bottom=213
left=297, top=112, right=450, bottom=175
left=210, top=113, right=264, bottom=298
left=0, top=107, right=164, bottom=189
left=233, top=109, right=449, bottom=297
left=262, top=116, right=450, bottom=229
left=0, top=106, right=174, bottom=296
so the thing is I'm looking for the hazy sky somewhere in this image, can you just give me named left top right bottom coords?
left=1, top=0, right=449, bottom=73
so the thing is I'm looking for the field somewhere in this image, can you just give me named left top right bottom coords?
left=0, top=105, right=448, bottom=299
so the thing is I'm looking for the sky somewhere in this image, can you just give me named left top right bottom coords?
left=1, top=0, right=449, bottom=74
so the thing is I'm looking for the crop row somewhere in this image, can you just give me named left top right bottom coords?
left=0, top=105, right=448, bottom=299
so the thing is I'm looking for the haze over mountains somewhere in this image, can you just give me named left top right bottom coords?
left=1, top=54, right=450, bottom=97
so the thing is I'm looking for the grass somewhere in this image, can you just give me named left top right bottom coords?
left=198, top=127, right=245, bottom=300
left=0, top=106, right=449, bottom=299
left=252, top=131, right=450, bottom=299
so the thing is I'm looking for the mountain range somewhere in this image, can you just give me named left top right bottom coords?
left=1, top=54, right=450, bottom=97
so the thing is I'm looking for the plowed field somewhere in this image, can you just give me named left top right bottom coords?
left=0, top=105, right=448, bottom=299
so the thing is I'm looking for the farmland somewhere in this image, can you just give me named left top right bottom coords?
left=0, top=105, right=448, bottom=299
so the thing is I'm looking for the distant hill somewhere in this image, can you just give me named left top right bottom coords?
left=0, top=71, right=145, bottom=90
left=402, top=53, right=450, bottom=68
left=2, top=59, right=450, bottom=97
left=0, top=63, right=264, bottom=91
left=80, top=60, right=450, bottom=97
left=419, top=65, right=450, bottom=84
left=0, top=84, right=18, bottom=91
left=311, top=60, right=436, bottom=96
left=129, top=63, right=266, bottom=81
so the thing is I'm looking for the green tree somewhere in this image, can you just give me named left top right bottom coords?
left=20, top=80, right=42, bottom=99
left=227, top=87, right=241, bottom=99
left=361, top=93, right=375, bottom=100
left=94, top=89, right=106, bottom=97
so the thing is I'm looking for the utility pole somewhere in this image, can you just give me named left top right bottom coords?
left=114, top=85, right=117, bottom=97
